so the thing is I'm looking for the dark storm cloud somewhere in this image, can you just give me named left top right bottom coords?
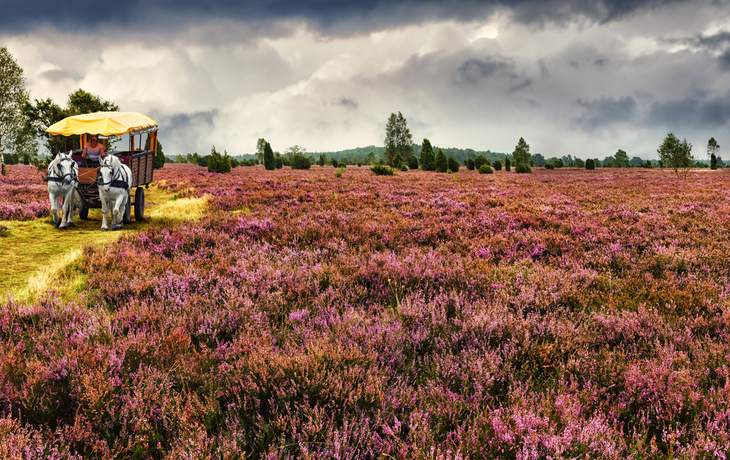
left=454, top=56, right=515, bottom=85
left=647, top=93, right=730, bottom=128
left=154, top=110, right=219, bottom=153
left=575, top=96, right=637, bottom=130
left=2, top=0, right=697, bottom=34
left=720, top=49, right=730, bottom=70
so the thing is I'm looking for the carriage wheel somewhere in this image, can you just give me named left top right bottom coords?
left=79, top=201, right=89, bottom=220
left=134, top=187, right=145, bottom=221
left=123, top=194, right=131, bottom=224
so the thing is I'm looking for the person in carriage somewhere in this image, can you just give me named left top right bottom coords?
left=81, top=133, right=106, bottom=166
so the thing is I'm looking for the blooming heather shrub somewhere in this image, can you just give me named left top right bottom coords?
left=0, top=164, right=50, bottom=220
left=5, top=164, right=730, bottom=457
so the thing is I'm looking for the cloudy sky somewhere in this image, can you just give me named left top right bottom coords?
left=3, top=0, right=730, bottom=160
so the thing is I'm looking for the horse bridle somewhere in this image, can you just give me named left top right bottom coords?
left=97, top=158, right=129, bottom=188
left=47, top=155, right=78, bottom=185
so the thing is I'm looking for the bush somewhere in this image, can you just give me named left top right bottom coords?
left=545, top=163, right=555, bottom=170
left=435, top=149, right=448, bottom=173
left=275, top=156, right=283, bottom=169
left=554, top=159, right=564, bottom=168
left=408, top=156, right=419, bottom=169
left=505, top=158, right=511, bottom=171
left=474, top=155, right=488, bottom=170
left=478, top=164, right=494, bottom=174
left=515, top=163, right=531, bottom=173
left=371, top=164, right=396, bottom=176
left=334, top=167, right=345, bottom=177
left=466, top=158, right=475, bottom=170
left=400, top=165, right=408, bottom=171
left=585, top=159, right=595, bottom=170
left=447, top=157, right=460, bottom=173
left=291, top=154, right=312, bottom=170
left=207, top=147, right=232, bottom=174
left=493, top=160, right=502, bottom=171
left=318, top=154, right=327, bottom=167
left=330, top=158, right=339, bottom=168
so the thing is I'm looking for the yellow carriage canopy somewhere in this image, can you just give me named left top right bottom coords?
left=46, top=111, right=158, bottom=137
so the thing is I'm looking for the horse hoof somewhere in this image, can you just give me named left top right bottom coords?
left=67, top=222, right=75, bottom=228
left=112, top=225, right=122, bottom=231
left=101, top=227, right=108, bottom=232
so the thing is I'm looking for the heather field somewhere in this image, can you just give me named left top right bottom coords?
left=2, top=163, right=730, bottom=458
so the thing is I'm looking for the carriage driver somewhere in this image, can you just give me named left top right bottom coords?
left=81, top=134, right=106, bottom=165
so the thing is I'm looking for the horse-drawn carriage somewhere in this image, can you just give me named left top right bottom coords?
left=46, top=111, right=158, bottom=223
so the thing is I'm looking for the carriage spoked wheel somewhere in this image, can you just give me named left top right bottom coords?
left=123, top=194, right=132, bottom=224
left=134, top=187, right=145, bottom=221
left=79, top=200, right=89, bottom=220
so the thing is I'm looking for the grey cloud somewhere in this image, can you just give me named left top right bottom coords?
left=2, top=0, right=700, bottom=35
left=720, top=50, right=730, bottom=70
left=647, top=93, right=730, bottom=127
left=154, top=110, right=219, bottom=154
left=39, top=69, right=75, bottom=82
left=338, top=98, right=359, bottom=109
left=453, top=56, right=515, bottom=85
left=575, top=96, right=637, bottom=130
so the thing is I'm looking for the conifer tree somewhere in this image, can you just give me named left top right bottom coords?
left=420, top=139, right=436, bottom=171
left=435, top=149, right=447, bottom=173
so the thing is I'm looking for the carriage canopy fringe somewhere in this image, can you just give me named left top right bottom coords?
left=46, top=111, right=158, bottom=137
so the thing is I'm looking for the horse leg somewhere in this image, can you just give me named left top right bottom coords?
left=49, top=191, right=61, bottom=228
left=100, top=191, right=110, bottom=231
left=111, top=192, right=125, bottom=230
left=60, top=188, right=74, bottom=229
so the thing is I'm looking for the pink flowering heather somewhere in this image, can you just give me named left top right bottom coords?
left=2, top=164, right=730, bottom=458
left=0, top=164, right=50, bottom=220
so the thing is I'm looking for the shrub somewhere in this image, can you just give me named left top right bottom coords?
left=554, top=158, right=564, bottom=168
left=334, top=167, right=345, bottom=177
left=207, top=146, right=231, bottom=173
left=371, top=164, right=396, bottom=175
left=408, top=156, right=419, bottom=169
left=331, top=158, right=339, bottom=167
left=275, top=156, right=283, bottom=169
left=493, top=160, right=502, bottom=171
left=264, top=143, right=275, bottom=170
left=447, top=157, right=460, bottom=173
left=505, top=158, right=511, bottom=171
left=291, top=154, right=312, bottom=170
left=545, top=163, right=555, bottom=170
left=435, top=149, right=448, bottom=173
left=585, top=159, right=595, bottom=170
left=515, top=163, right=531, bottom=173
left=478, top=164, right=494, bottom=174
left=474, top=155, right=488, bottom=170
left=466, top=158, right=475, bottom=170
left=400, top=165, right=408, bottom=171
left=420, top=139, right=436, bottom=171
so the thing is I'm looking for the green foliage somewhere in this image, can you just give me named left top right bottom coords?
left=334, top=166, right=345, bottom=177
left=505, top=158, right=511, bottom=171
left=614, top=149, right=630, bottom=168
left=466, top=158, right=475, bottom=170
left=711, top=153, right=718, bottom=170
left=392, top=152, right=404, bottom=169
left=291, top=154, right=312, bottom=170
left=420, top=139, right=436, bottom=171
left=493, top=160, right=502, bottom=171
left=474, top=155, right=488, bottom=170
left=0, top=47, right=33, bottom=164
left=330, top=158, right=339, bottom=168
left=478, top=164, right=494, bottom=174
left=23, top=88, right=118, bottom=158
left=447, top=156, right=460, bottom=173
left=144, top=136, right=165, bottom=169
left=545, top=163, right=555, bottom=170
left=285, top=145, right=307, bottom=159
left=512, top=137, right=531, bottom=173
left=408, top=156, right=419, bottom=169
left=400, top=165, right=408, bottom=171
left=370, top=164, right=395, bottom=176
left=256, top=138, right=267, bottom=163
left=708, top=138, right=720, bottom=169
left=275, top=155, right=283, bottom=169
left=264, top=142, right=275, bottom=170
left=658, top=132, right=694, bottom=179
left=554, top=158, right=564, bottom=168
left=230, top=157, right=240, bottom=168
left=318, top=153, right=327, bottom=167
left=207, top=146, right=232, bottom=173
left=384, top=112, right=414, bottom=166
left=435, top=149, right=448, bottom=173
left=586, top=158, right=595, bottom=170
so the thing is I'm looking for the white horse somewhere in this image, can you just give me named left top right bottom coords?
left=98, top=154, right=132, bottom=231
left=47, top=152, right=79, bottom=229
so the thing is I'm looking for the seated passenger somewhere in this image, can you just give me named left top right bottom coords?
left=81, top=134, right=106, bottom=165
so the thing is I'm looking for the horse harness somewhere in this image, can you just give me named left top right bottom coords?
left=47, top=156, right=78, bottom=185
left=97, top=160, right=130, bottom=189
